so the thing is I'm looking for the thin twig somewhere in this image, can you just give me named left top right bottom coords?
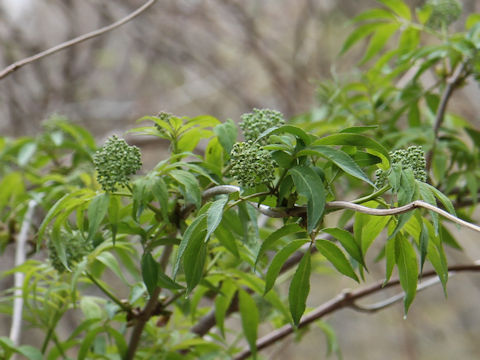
left=233, top=263, right=480, bottom=360
left=202, top=185, right=480, bottom=233
left=9, top=200, right=37, bottom=348
left=350, top=274, right=450, bottom=313
left=426, top=60, right=469, bottom=171
left=125, top=244, right=173, bottom=360
left=0, top=0, right=158, bottom=81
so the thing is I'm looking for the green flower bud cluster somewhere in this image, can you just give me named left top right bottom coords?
left=93, top=135, right=142, bottom=192
left=229, top=141, right=276, bottom=188
left=425, top=0, right=462, bottom=30
left=375, top=146, right=427, bottom=187
left=48, top=231, right=93, bottom=273
left=154, top=112, right=174, bottom=134
left=240, top=108, right=285, bottom=144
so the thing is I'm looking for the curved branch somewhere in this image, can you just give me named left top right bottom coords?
left=203, top=185, right=480, bottom=233
left=0, top=0, right=158, bottom=81
left=9, top=200, right=37, bottom=348
left=233, top=263, right=480, bottom=360
left=326, top=200, right=480, bottom=233
left=426, top=59, right=469, bottom=171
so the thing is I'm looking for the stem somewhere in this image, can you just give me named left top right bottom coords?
left=351, top=185, right=390, bottom=204
left=85, top=272, right=131, bottom=312
left=426, top=60, right=469, bottom=172
left=10, top=200, right=36, bottom=351
left=125, top=244, right=173, bottom=360
left=234, top=263, right=480, bottom=360
left=0, top=0, right=159, bottom=80
left=226, top=191, right=272, bottom=211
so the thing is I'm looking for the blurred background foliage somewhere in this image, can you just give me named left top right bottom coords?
left=1, top=0, right=480, bottom=359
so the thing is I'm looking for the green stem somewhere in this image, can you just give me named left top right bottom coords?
left=351, top=185, right=390, bottom=205
left=226, top=191, right=272, bottom=211
left=85, top=272, right=131, bottom=312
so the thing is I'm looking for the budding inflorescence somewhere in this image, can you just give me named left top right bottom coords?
left=375, top=146, right=427, bottom=187
left=93, top=135, right=142, bottom=192
left=229, top=141, right=276, bottom=188
left=48, top=231, right=93, bottom=273
left=425, top=0, right=462, bottom=30
left=240, top=108, right=285, bottom=144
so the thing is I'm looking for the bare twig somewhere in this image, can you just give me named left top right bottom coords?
left=233, top=263, right=480, bottom=360
left=425, top=60, right=469, bottom=171
left=0, top=0, right=158, bottom=81
left=9, top=200, right=37, bottom=348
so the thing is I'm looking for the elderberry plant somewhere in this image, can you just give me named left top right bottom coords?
left=2, top=1, right=480, bottom=360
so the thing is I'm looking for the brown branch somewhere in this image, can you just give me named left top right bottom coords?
left=233, top=263, right=480, bottom=360
left=425, top=60, right=469, bottom=171
left=0, top=0, right=158, bottom=81
left=125, top=244, right=173, bottom=360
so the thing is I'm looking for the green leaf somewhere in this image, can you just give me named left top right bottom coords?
left=289, top=251, right=311, bottom=326
left=384, top=235, right=396, bottom=283
left=395, top=233, right=418, bottom=314
left=87, top=192, right=109, bottom=241
left=17, top=142, right=37, bottom=167
left=351, top=8, right=397, bottom=23
left=361, top=23, right=400, bottom=64
left=183, top=235, right=207, bottom=293
left=466, top=13, right=480, bottom=30
left=322, top=228, right=365, bottom=268
left=340, top=23, right=383, bottom=55
left=377, top=0, right=411, bottom=20
left=170, top=169, right=202, bottom=209
left=213, top=119, right=238, bottom=153
left=417, top=181, right=439, bottom=234
left=108, top=195, right=120, bottom=244
left=264, top=239, right=310, bottom=294
left=419, top=222, right=429, bottom=273
left=215, top=223, right=239, bottom=257
left=141, top=252, right=158, bottom=295
left=238, top=289, right=259, bottom=359
left=289, top=166, right=326, bottom=233
left=17, top=345, right=43, bottom=360
left=0, top=172, right=24, bottom=209
left=132, top=178, right=149, bottom=221
left=255, top=223, right=306, bottom=266
left=96, top=251, right=128, bottom=284
left=205, top=195, right=229, bottom=242
left=173, top=214, right=207, bottom=278
left=215, top=279, right=237, bottom=337
left=296, top=145, right=374, bottom=186
left=257, top=125, right=313, bottom=145
left=313, top=133, right=390, bottom=169
left=354, top=208, right=391, bottom=254
left=316, top=240, right=359, bottom=282
left=424, top=183, right=456, bottom=216
left=157, top=270, right=184, bottom=290
left=151, top=177, right=169, bottom=220
left=424, top=220, right=448, bottom=295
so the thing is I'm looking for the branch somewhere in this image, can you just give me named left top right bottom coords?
left=9, top=200, right=37, bottom=348
left=202, top=186, right=480, bottom=233
left=233, top=263, right=480, bottom=360
left=426, top=60, right=469, bottom=171
left=326, top=200, right=480, bottom=233
left=0, top=0, right=158, bottom=81
left=125, top=244, right=173, bottom=360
